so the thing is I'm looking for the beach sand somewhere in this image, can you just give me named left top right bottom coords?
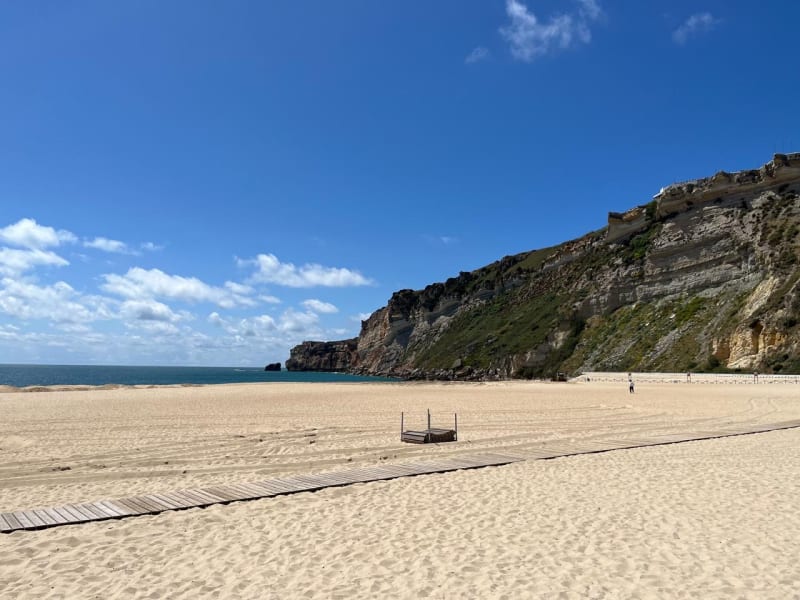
left=1, top=381, right=799, bottom=598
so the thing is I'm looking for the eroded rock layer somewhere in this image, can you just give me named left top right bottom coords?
left=287, top=154, right=800, bottom=379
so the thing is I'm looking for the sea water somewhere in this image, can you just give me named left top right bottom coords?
left=0, top=364, right=397, bottom=387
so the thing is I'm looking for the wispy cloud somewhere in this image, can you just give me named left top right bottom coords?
left=302, top=299, right=339, bottom=314
left=84, top=237, right=136, bottom=255
left=465, top=46, right=490, bottom=64
left=672, top=13, right=720, bottom=45
left=499, top=0, right=603, bottom=62
left=241, top=253, right=373, bottom=288
left=423, top=234, right=459, bottom=246
left=102, top=267, right=256, bottom=308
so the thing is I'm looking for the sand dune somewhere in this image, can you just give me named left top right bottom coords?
left=1, top=381, right=799, bottom=598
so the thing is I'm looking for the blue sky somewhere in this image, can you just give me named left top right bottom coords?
left=1, top=1, right=798, bottom=366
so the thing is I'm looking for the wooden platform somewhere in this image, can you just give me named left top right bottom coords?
left=401, top=428, right=457, bottom=444
left=3, top=418, right=800, bottom=534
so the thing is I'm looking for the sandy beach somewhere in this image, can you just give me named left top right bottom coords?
left=1, top=380, right=799, bottom=598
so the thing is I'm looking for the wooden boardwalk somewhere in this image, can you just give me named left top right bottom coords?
left=3, top=418, right=800, bottom=534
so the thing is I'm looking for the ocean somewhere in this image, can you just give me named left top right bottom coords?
left=0, top=364, right=397, bottom=388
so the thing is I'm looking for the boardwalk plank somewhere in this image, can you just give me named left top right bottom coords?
left=31, top=509, right=59, bottom=527
left=80, top=502, right=108, bottom=521
left=139, top=495, right=175, bottom=512
left=21, top=510, right=47, bottom=528
left=46, top=506, right=77, bottom=523
left=12, top=511, right=36, bottom=529
left=84, top=502, right=119, bottom=519
left=65, top=504, right=98, bottom=521
left=0, top=513, right=14, bottom=532
left=165, top=490, right=205, bottom=508
left=52, top=506, right=84, bottom=522
left=130, top=496, right=169, bottom=513
left=202, top=486, right=248, bottom=502
left=39, top=507, right=70, bottom=524
left=146, top=493, right=184, bottom=510
left=304, top=473, right=353, bottom=486
left=112, top=498, right=149, bottom=515
left=235, top=481, right=281, bottom=496
left=3, top=512, right=22, bottom=530
left=279, top=475, right=323, bottom=491
left=369, top=465, right=420, bottom=477
left=169, top=490, right=206, bottom=506
left=191, top=488, right=230, bottom=503
left=108, top=499, right=145, bottom=516
left=98, top=500, right=132, bottom=517
left=263, top=478, right=310, bottom=493
left=225, top=483, right=264, bottom=498
left=148, top=491, right=187, bottom=509
left=179, top=489, right=220, bottom=505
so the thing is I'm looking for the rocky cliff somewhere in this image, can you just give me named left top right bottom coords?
left=285, top=339, right=358, bottom=372
left=287, top=153, right=800, bottom=379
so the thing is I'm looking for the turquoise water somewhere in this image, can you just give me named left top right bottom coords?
left=0, top=364, right=397, bottom=387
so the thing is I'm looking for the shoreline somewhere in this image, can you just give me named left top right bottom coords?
left=3, top=368, right=800, bottom=394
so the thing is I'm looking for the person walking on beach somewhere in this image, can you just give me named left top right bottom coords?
left=628, top=373, right=634, bottom=394
left=686, top=372, right=691, bottom=383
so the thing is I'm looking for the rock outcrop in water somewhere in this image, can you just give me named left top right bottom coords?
left=287, top=153, right=800, bottom=378
left=285, top=339, right=358, bottom=372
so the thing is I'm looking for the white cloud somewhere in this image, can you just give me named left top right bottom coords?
left=302, top=299, right=339, bottom=314
left=0, top=278, right=113, bottom=324
left=0, top=248, right=69, bottom=276
left=120, top=299, right=182, bottom=322
left=242, top=253, right=373, bottom=288
left=141, top=242, right=164, bottom=252
left=238, top=315, right=278, bottom=337
left=102, top=267, right=256, bottom=308
left=84, top=237, right=135, bottom=254
left=499, top=0, right=602, bottom=62
left=672, top=13, right=719, bottom=45
left=465, top=46, right=490, bottom=64
left=259, top=294, right=282, bottom=304
left=278, top=308, right=320, bottom=333
left=578, top=0, right=601, bottom=20
left=354, top=312, right=374, bottom=322
left=208, top=311, right=281, bottom=337
left=224, top=281, right=253, bottom=296
left=0, top=218, right=76, bottom=249
left=125, top=320, right=180, bottom=335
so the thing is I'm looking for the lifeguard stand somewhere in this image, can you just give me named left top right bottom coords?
left=400, top=409, right=458, bottom=444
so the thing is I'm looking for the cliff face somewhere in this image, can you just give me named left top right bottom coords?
left=287, top=153, right=800, bottom=378
left=285, top=339, right=358, bottom=372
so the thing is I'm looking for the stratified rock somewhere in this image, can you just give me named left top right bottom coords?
left=285, top=339, right=358, bottom=371
left=286, top=153, right=800, bottom=378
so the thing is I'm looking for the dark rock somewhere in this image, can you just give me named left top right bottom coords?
left=285, top=339, right=358, bottom=371
left=264, top=362, right=281, bottom=372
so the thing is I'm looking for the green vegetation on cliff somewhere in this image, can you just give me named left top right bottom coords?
left=288, top=156, right=800, bottom=379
